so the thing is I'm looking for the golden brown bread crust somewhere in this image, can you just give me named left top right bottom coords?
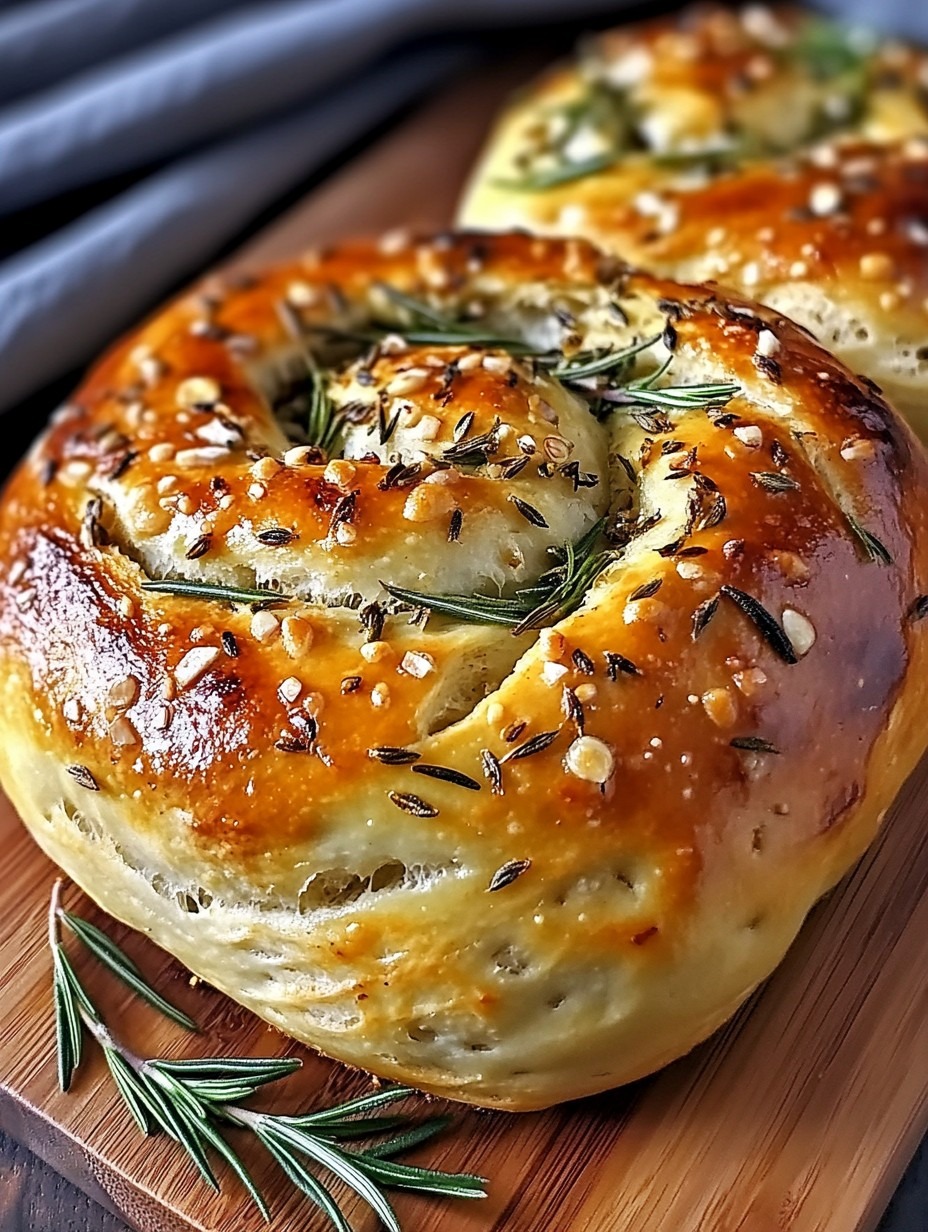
left=2, top=230, right=928, bottom=1110
left=459, top=4, right=928, bottom=437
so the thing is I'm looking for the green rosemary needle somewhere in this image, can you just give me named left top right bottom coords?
left=384, top=518, right=614, bottom=634
left=47, top=883, right=486, bottom=1229
left=374, top=285, right=536, bottom=352
left=490, top=152, right=618, bottom=192
left=141, top=579, right=293, bottom=606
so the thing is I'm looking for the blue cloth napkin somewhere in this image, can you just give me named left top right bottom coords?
left=0, top=0, right=925, bottom=414
left=0, top=0, right=629, bottom=412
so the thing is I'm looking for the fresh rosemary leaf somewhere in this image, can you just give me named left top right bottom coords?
left=105, top=1048, right=154, bottom=1136
left=266, top=1122, right=404, bottom=1232
left=791, top=16, right=866, bottom=80
left=359, top=1117, right=453, bottom=1158
left=382, top=585, right=527, bottom=627
left=490, top=152, right=618, bottom=192
left=384, top=519, right=612, bottom=634
left=284, top=1085, right=419, bottom=1127
left=155, top=1056, right=302, bottom=1078
left=141, top=579, right=292, bottom=606
left=309, top=1115, right=409, bottom=1142
left=52, top=949, right=82, bottom=1092
left=62, top=911, right=198, bottom=1031
left=132, top=1072, right=221, bottom=1191
left=189, top=1110, right=270, bottom=1220
left=602, top=380, right=740, bottom=411
left=376, top=285, right=533, bottom=353
left=257, top=1127, right=353, bottom=1232
left=549, top=333, right=661, bottom=382
left=48, top=887, right=488, bottom=1227
left=353, top=1153, right=488, bottom=1200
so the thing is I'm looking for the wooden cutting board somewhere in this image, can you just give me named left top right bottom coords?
left=2, top=58, right=928, bottom=1232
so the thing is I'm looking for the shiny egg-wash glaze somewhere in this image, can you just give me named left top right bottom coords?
left=460, top=5, right=928, bottom=438
left=1, top=231, right=928, bottom=1110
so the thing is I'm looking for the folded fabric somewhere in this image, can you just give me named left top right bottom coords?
left=1, top=0, right=924, bottom=417
left=0, top=45, right=468, bottom=413
left=0, top=0, right=624, bottom=217
left=0, top=0, right=248, bottom=106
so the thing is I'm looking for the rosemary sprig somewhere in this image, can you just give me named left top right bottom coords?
left=547, top=333, right=661, bottom=383
left=60, top=910, right=197, bottom=1031
left=490, top=80, right=638, bottom=193
left=383, top=518, right=613, bottom=635
left=372, top=285, right=535, bottom=353
left=48, top=883, right=486, bottom=1229
left=141, top=580, right=292, bottom=606
left=490, top=153, right=617, bottom=192
left=303, top=349, right=342, bottom=454
left=599, top=378, right=740, bottom=412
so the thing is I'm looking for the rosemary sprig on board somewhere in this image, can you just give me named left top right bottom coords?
left=384, top=518, right=613, bottom=634
left=48, top=882, right=486, bottom=1229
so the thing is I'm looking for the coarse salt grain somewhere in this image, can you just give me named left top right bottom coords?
left=403, top=484, right=455, bottom=522
left=539, top=628, right=565, bottom=660
left=360, top=640, right=390, bottom=664
left=701, top=687, right=738, bottom=728
left=174, top=646, right=220, bottom=689
left=782, top=608, right=816, bottom=656
left=542, top=662, right=568, bottom=686
left=324, top=459, right=356, bottom=488
left=107, top=675, right=139, bottom=709
left=281, top=617, right=313, bottom=657
left=250, top=610, right=279, bottom=642
left=278, top=676, right=302, bottom=704
left=175, top=446, right=229, bottom=468
left=251, top=455, right=279, bottom=482
left=286, top=280, right=318, bottom=307
left=859, top=252, right=894, bottom=280
left=733, top=425, right=763, bottom=448
left=809, top=182, right=842, bottom=215
left=565, top=735, right=615, bottom=783
left=176, top=376, right=220, bottom=408
left=387, top=369, right=429, bottom=396
left=400, top=650, right=435, bottom=678
left=283, top=445, right=315, bottom=467
left=756, top=329, right=780, bottom=358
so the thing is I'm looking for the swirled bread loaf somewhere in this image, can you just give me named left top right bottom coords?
left=2, top=231, right=928, bottom=1109
left=460, top=5, right=928, bottom=438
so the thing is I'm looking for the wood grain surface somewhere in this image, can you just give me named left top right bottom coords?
left=2, top=59, right=928, bottom=1232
